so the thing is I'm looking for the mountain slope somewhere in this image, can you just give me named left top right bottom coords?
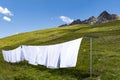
left=0, top=20, right=120, bottom=80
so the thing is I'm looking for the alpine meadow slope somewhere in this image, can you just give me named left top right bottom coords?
left=0, top=20, right=120, bottom=80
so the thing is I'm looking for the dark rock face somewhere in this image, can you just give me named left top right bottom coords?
left=96, top=11, right=120, bottom=24
left=82, top=16, right=97, bottom=24
left=97, top=11, right=112, bottom=24
left=80, top=11, right=120, bottom=24
left=69, top=19, right=82, bottom=25
left=98, top=11, right=111, bottom=19
left=59, top=11, right=120, bottom=27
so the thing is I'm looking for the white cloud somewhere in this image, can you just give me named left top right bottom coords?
left=0, top=6, right=13, bottom=16
left=3, top=16, right=11, bottom=22
left=59, top=16, right=73, bottom=24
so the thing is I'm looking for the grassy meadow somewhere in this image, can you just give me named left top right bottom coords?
left=0, top=20, right=120, bottom=80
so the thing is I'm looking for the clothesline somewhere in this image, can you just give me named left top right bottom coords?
left=2, top=38, right=83, bottom=69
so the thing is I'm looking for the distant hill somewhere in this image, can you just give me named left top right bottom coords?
left=59, top=11, right=120, bottom=27
left=0, top=20, right=120, bottom=80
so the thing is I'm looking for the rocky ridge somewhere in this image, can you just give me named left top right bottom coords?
left=59, top=11, right=120, bottom=27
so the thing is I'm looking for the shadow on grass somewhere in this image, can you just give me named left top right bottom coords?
left=29, top=64, right=98, bottom=80
left=10, top=61, right=94, bottom=80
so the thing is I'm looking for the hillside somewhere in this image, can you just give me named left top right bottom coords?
left=0, top=20, right=120, bottom=80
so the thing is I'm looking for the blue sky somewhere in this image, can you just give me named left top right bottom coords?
left=0, top=0, right=120, bottom=38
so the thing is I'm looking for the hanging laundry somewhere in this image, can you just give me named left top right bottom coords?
left=2, top=46, right=23, bottom=63
left=21, top=46, right=29, bottom=61
left=2, top=50, right=10, bottom=62
left=22, top=45, right=40, bottom=65
left=46, top=44, right=61, bottom=69
left=60, top=38, right=82, bottom=68
left=2, top=38, right=83, bottom=69
left=36, top=46, right=48, bottom=66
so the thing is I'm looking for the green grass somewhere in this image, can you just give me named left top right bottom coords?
left=0, top=20, right=120, bottom=80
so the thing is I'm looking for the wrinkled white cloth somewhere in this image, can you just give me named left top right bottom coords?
left=22, top=45, right=40, bottom=65
left=46, top=44, right=61, bottom=69
left=2, top=46, right=23, bottom=63
left=36, top=46, right=48, bottom=66
left=21, top=46, right=29, bottom=61
left=60, top=38, right=82, bottom=68
left=2, top=38, right=83, bottom=69
left=2, top=50, right=9, bottom=62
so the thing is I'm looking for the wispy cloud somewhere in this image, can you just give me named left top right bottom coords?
left=59, top=16, right=73, bottom=24
left=3, top=16, right=11, bottom=22
left=0, top=6, right=13, bottom=16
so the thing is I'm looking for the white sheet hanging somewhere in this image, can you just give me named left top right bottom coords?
left=22, top=45, right=40, bottom=65
left=2, top=38, right=83, bottom=69
left=60, top=38, right=82, bottom=68
left=36, top=46, right=48, bottom=66
left=2, top=46, right=22, bottom=63
left=2, top=50, right=9, bottom=62
left=21, top=46, right=29, bottom=61
left=46, top=44, right=61, bottom=69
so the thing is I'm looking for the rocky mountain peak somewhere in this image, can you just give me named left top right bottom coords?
left=98, top=11, right=110, bottom=18
left=87, top=16, right=97, bottom=24
left=88, top=16, right=96, bottom=20
left=59, top=11, right=120, bottom=27
left=98, top=11, right=111, bottom=19
left=81, top=16, right=97, bottom=24
left=69, top=19, right=81, bottom=25
left=97, top=11, right=120, bottom=24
